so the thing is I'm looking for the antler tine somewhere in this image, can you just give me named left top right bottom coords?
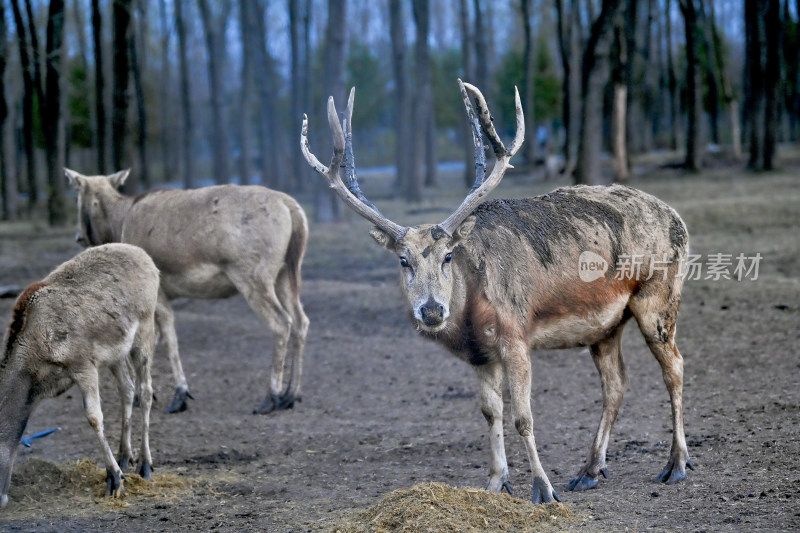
left=342, top=88, right=380, bottom=213
left=459, top=79, right=487, bottom=193
left=301, top=92, right=407, bottom=241
left=438, top=82, right=525, bottom=236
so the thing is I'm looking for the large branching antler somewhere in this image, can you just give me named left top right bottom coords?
left=301, top=88, right=407, bottom=242
left=438, top=80, right=524, bottom=236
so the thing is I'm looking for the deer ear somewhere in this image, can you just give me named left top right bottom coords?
left=369, top=227, right=396, bottom=250
left=453, top=216, right=476, bottom=243
left=64, top=168, right=85, bottom=190
left=108, top=169, right=131, bottom=189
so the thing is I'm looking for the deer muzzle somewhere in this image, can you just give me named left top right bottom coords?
left=418, top=297, right=448, bottom=328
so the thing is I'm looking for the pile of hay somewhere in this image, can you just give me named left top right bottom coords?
left=7, top=458, right=194, bottom=514
left=324, top=482, right=573, bottom=533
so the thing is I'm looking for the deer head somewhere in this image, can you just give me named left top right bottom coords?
left=302, top=81, right=523, bottom=332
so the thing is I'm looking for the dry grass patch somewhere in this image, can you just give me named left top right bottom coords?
left=322, top=482, right=573, bottom=533
left=4, top=457, right=199, bottom=516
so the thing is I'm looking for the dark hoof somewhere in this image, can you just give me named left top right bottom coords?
left=164, top=388, right=193, bottom=414
left=137, top=462, right=153, bottom=480
left=531, top=477, right=561, bottom=504
left=567, top=467, right=607, bottom=491
left=656, top=458, right=693, bottom=484
left=486, top=471, right=512, bottom=495
left=567, top=474, right=599, bottom=491
left=118, top=453, right=134, bottom=471
left=253, top=393, right=298, bottom=414
left=105, top=467, right=125, bottom=498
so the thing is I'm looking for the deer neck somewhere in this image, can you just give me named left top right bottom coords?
left=106, top=192, right=135, bottom=243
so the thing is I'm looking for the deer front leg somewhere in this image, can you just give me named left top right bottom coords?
left=568, top=326, right=628, bottom=492
left=155, top=292, right=192, bottom=414
left=72, top=367, right=125, bottom=498
left=476, top=363, right=511, bottom=494
left=504, top=343, right=560, bottom=504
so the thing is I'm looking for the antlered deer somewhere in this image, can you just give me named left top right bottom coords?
left=0, top=244, right=158, bottom=508
left=301, top=81, right=693, bottom=503
left=66, top=170, right=310, bottom=415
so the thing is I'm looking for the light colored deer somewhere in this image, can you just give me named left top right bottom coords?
left=302, top=81, right=693, bottom=503
left=65, top=170, right=310, bottom=415
left=0, top=243, right=159, bottom=508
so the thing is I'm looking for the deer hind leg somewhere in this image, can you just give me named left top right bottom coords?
left=155, top=290, right=192, bottom=414
left=504, top=341, right=561, bottom=504
left=630, top=284, right=693, bottom=484
left=72, top=365, right=125, bottom=497
left=131, top=321, right=155, bottom=480
left=567, top=318, right=629, bottom=492
left=110, top=362, right=135, bottom=471
left=233, top=272, right=294, bottom=414
left=476, top=362, right=511, bottom=494
left=274, top=266, right=309, bottom=408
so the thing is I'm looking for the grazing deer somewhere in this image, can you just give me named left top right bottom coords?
left=0, top=244, right=159, bottom=508
left=301, top=81, right=693, bottom=503
left=65, top=170, right=310, bottom=415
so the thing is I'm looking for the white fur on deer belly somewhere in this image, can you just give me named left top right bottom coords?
left=529, top=294, right=628, bottom=350
left=160, top=264, right=237, bottom=299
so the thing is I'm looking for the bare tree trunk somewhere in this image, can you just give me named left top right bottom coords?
left=458, top=0, right=476, bottom=187
left=575, top=0, right=623, bottom=185
left=43, top=0, right=66, bottom=225
left=613, top=85, right=628, bottom=181
left=622, top=0, right=639, bottom=156
left=71, top=0, right=92, bottom=170
left=763, top=0, right=781, bottom=169
left=197, top=0, right=231, bottom=185
left=158, top=0, right=175, bottom=181
left=112, top=0, right=133, bottom=189
left=697, top=0, right=721, bottom=146
left=666, top=0, right=681, bottom=151
left=0, top=0, right=10, bottom=220
left=611, top=17, right=629, bottom=182
left=237, top=0, right=253, bottom=185
left=745, top=0, right=765, bottom=170
left=129, top=3, right=149, bottom=190
left=412, top=0, right=435, bottom=192
left=175, top=0, right=193, bottom=188
left=679, top=0, right=703, bottom=171
left=288, top=0, right=306, bottom=191
left=10, top=0, right=37, bottom=213
left=556, top=0, right=582, bottom=177
left=252, top=0, right=279, bottom=190
left=91, top=0, right=107, bottom=174
left=472, top=0, right=488, bottom=94
left=389, top=0, right=411, bottom=197
left=521, top=0, right=536, bottom=165
left=23, top=0, right=44, bottom=108
left=315, top=0, right=346, bottom=221
left=707, top=0, right=742, bottom=159
left=641, top=0, right=656, bottom=152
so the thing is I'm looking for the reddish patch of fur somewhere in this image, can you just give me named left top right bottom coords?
left=527, top=277, right=633, bottom=333
left=4, top=281, right=47, bottom=354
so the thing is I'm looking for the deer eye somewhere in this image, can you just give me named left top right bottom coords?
left=399, top=257, right=410, bottom=268
left=444, top=253, right=452, bottom=264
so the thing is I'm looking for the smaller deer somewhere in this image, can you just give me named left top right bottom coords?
left=302, top=82, right=692, bottom=504
left=0, top=244, right=159, bottom=508
left=66, top=170, right=310, bottom=414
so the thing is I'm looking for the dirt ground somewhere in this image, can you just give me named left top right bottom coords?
left=0, top=157, right=798, bottom=532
